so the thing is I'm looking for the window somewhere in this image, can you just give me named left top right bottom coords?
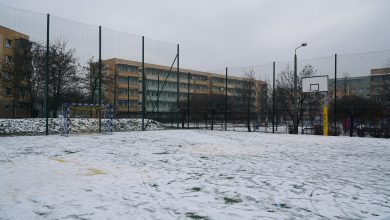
left=119, top=100, right=128, bottom=107
left=6, top=88, right=12, bottom=96
left=5, top=56, right=13, bottom=64
left=20, top=88, right=27, bottom=97
left=5, top=39, right=12, bottom=48
left=212, top=78, right=225, bottom=83
left=117, top=64, right=138, bottom=73
left=118, top=100, right=138, bottom=107
left=118, top=88, right=138, bottom=96
left=5, top=105, right=11, bottom=110
left=118, top=76, right=138, bottom=84
left=4, top=72, right=12, bottom=80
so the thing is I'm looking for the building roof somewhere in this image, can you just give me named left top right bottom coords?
left=104, top=58, right=263, bottom=82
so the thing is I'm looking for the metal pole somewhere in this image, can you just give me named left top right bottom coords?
left=128, top=76, right=130, bottom=118
left=157, top=71, right=159, bottom=121
left=293, top=53, right=298, bottom=134
left=98, top=26, right=102, bottom=133
left=113, top=64, right=117, bottom=118
left=45, top=14, right=50, bottom=135
left=142, top=36, right=145, bottom=131
left=334, top=53, right=337, bottom=134
left=177, top=44, right=180, bottom=128
left=272, top=61, right=275, bottom=133
left=187, top=72, right=190, bottom=129
left=225, top=67, right=228, bottom=131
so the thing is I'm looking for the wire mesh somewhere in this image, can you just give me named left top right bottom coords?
left=144, top=37, right=178, bottom=129
left=0, top=4, right=389, bottom=137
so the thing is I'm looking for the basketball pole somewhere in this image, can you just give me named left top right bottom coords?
left=293, top=53, right=298, bottom=134
left=141, top=36, right=145, bottom=131
left=323, top=92, right=328, bottom=136
left=98, top=26, right=102, bottom=133
left=302, top=75, right=328, bottom=136
left=225, top=67, right=228, bottom=131
left=176, top=44, right=180, bottom=129
left=45, top=14, right=50, bottom=135
left=272, top=61, right=275, bottom=133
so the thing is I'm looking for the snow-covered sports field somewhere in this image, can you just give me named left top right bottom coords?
left=0, top=130, right=389, bottom=219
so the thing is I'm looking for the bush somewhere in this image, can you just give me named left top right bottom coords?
left=357, top=128, right=366, bottom=137
left=369, top=128, right=383, bottom=138
left=314, top=125, right=323, bottom=135
left=383, top=129, right=390, bottom=139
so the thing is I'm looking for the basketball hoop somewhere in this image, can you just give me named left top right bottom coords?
left=301, top=75, right=329, bottom=136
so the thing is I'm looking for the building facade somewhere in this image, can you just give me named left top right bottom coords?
left=328, top=76, right=371, bottom=99
left=370, top=68, right=390, bottom=104
left=102, top=58, right=265, bottom=117
left=0, top=26, right=32, bottom=118
left=328, top=67, right=390, bottom=105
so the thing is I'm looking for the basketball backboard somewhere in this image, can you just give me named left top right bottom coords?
left=302, top=75, right=328, bottom=93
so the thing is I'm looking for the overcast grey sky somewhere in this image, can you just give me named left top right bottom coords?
left=1, top=0, right=389, bottom=72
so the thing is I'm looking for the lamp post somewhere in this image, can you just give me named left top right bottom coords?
left=293, top=42, right=307, bottom=134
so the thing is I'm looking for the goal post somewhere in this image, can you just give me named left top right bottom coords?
left=62, top=103, right=113, bottom=136
left=302, top=75, right=329, bottom=136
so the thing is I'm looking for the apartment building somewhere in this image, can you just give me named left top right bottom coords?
left=0, top=26, right=32, bottom=118
left=327, top=68, right=390, bottom=104
left=370, top=68, right=390, bottom=104
left=328, top=76, right=371, bottom=99
left=102, top=58, right=265, bottom=117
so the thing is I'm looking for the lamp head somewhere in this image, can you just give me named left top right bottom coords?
left=301, top=42, right=307, bottom=47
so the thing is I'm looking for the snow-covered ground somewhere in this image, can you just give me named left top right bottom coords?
left=0, top=130, right=389, bottom=219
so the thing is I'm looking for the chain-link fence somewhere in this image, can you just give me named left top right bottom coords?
left=210, top=51, right=390, bottom=137
left=1, top=4, right=389, bottom=137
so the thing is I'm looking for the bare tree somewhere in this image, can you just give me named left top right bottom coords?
left=239, top=69, right=256, bottom=132
left=276, top=65, right=320, bottom=131
left=83, top=57, right=114, bottom=104
left=31, top=41, right=83, bottom=117
left=342, top=72, right=350, bottom=97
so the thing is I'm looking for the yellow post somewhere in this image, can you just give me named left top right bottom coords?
left=323, top=106, right=328, bottom=136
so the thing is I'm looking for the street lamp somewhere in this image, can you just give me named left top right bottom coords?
left=293, top=42, right=307, bottom=134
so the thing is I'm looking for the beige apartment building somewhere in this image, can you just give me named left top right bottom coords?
left=370, top=68, right=390, bottom=104
left=102, top=58, right=266, bottom=117
left=0, top=26, right=32, bottom=118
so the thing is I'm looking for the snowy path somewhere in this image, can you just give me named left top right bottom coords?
left=0, top=130, right=389, bottom=219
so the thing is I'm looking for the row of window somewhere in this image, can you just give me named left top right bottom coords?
left=117, top=88, right=138, bottom=96
left=116, top=66, right=247, bottom=86
left=146, top=80, right=212, bottom=91
left=4, top=87, right=29, bottom=97
left=117, top=100, right=177, bottom=109
left=116, top=77, right=242, bottom=92
left=212, top=77, right=225, bottom=83
left=117, top=64, right=138, bottom=73
left=147, top=91, right=222, bottom=100
left=146, top=101, right=176, bottom=108
left=117, top=76, right=138, bottom=84
left=2, top=72, right=30, bottom=81
left=118, top=100, right=138, bottom=107
left=146, top=68, right=209, bottom=81
left=146, top=91, right=177, bottom=100
left=371, top=75, right=390, bottom=82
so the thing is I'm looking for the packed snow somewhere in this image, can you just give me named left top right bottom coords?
left=0, top=118, right=161, bottom=136
left=0, top=130, right=389, bottom=219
